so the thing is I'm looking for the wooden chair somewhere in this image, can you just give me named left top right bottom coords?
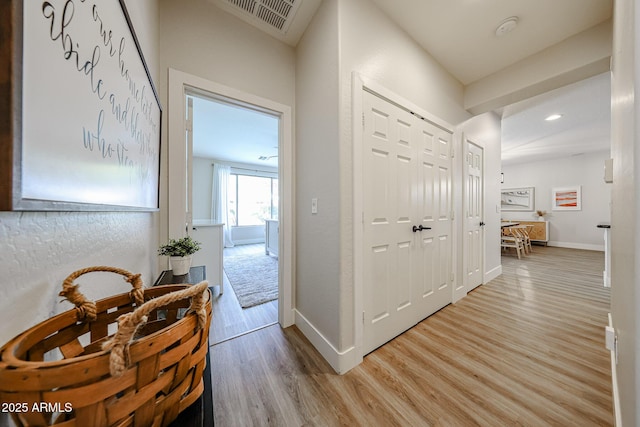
left=510, top=225, right=533, bottom=253
left=501, top=226, right=525, bottom=259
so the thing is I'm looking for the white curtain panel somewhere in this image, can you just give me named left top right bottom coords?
left=212, top=163, right=234, bottom=248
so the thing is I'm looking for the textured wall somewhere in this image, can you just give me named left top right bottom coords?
left=0, top=0, right=160, bottom=349
left=0, top=212, right=157, bottom=346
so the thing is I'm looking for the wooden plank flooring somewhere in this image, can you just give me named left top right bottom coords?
left=210, top=246, right=612, bottom=426
left=209, top=244, right=278, bottom=344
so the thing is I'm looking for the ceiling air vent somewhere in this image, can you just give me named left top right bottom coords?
left=217, top=0, right=301, bottom=33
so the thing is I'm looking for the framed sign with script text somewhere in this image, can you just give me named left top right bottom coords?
left=0, top=0, right=162, bottom=211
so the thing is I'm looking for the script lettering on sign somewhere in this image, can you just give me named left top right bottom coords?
left=20, top=0, right=161, bottom=209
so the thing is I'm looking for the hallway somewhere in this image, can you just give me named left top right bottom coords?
left=209, top=246, right=611, bottom=425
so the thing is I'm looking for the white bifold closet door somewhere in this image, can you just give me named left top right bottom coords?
left=362, top=90, right=454, bottom=355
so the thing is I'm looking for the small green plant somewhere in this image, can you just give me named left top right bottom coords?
left=158, top=236, right=201, bottom=257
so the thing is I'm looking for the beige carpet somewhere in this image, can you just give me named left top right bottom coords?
left=224, top=253, right=278, bottom=308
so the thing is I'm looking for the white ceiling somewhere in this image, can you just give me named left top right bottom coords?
left=369, top=0, right=613, bottom=166
left=191, top=95, right=279, bottom=168
left=501, top=72, right=610, bottom=166
left=370, top=0, right=612, bottom=85
left=200, top=0, right=613, bottom=167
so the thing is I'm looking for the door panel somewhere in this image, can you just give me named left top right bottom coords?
left=363, top=90, right=453, bottom=354
left=465, top=140, right=484, bottom=290
left=371, top=244, right=391, bottom=323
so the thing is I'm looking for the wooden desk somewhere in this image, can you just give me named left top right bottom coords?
left=154, top=266, right=213, bottom=427
left=501, top=222, right=520, bottom=228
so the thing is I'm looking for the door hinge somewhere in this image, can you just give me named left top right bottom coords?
left=362, top=112, right=365, bottom=128
left=362, top=311, right=365, bottom=323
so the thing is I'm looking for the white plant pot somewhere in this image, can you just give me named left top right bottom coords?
left=538, top=216, right=545, bottom=221
left=170, top=255, right=192, bottom=276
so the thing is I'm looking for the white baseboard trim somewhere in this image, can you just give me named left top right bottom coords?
left=547, top=241, right=604, bottom=251
left=484, top=265, right=502, bottom=284
left=294, top=309, right=362, bottom=374
left=608, top=313, right=622, bottom=426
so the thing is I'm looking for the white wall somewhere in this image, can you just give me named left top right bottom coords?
left=157, top=0, right=296, bottom=254
left=296, top=0, right=474, bottom=373
left=339, top=0, right=472, bottom=360
left=295, top=0, right=342, bottom=362
left=610, top=0, right=638, bottom=424
left=501, top=150, right=611, bottom=250
left=193, top=157, right=214, bottom=221
left=0, top=0, right=160, bottom=347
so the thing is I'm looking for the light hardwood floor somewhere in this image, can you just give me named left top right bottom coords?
left=209, top=244, right=278, bottom=344
left=210, top=246, right=612, bottom=426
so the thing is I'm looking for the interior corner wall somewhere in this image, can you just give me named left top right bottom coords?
left=500, top=151, right=611, bottom=250
left=158, top=0, right=295, bottom=108
left=157, top=0, right=296, bottom=260
left=0, top=0, right=160, bottom=350
left=338, top=0, right=470, bottom=127
left=335, top=0, right=470, bottom=363
left=294, top=0, right=342, bottom=357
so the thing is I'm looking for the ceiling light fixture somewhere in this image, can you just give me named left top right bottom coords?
left=495, top=16, right=519, bottom=37
left=545, top=114, right=563, bottom=121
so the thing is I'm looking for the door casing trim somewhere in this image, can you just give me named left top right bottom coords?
left=167, top=68, right=295, bottom=328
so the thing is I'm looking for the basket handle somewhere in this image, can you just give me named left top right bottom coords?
left=59, top=266, right=145, bottom=322
left=102, top=280, right=210, bottom=377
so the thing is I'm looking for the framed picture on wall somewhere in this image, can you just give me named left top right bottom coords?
left=0, top=0, right=162, bottom=211
left=501, top=187, right=535, bottom=211
left=552, top=186, right=582, bottom=211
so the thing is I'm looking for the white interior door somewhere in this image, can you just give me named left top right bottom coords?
left=465, top=140, right=484, bottom=291
left=362, top=90, right=453, bottom=354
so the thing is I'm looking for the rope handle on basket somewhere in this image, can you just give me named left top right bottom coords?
left=59, top=266, right=145, bottom=322
left=102, top=280, right=209, bottom=377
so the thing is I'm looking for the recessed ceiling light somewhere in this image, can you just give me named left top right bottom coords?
left=495, top=17, right=519, bottom=37
left=545, top=114, right=563, bottom=121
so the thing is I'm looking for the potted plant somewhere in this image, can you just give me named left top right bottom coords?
left=536, top=210, right=547, bottom=221
left=158, top=236, right=202, bottom=275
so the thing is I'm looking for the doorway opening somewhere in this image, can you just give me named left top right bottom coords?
left=187, top=90, right=280, bottom=344
left=167, top=69, right=295, bottom=344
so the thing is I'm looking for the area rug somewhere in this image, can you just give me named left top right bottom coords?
left=224, top=253, right=278, bottom=308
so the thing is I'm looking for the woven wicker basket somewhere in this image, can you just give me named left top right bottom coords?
left=0, top=266, right=211, bottom=427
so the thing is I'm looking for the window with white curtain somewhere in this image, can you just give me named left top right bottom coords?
left=228, top=173, right=278, bottom=226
